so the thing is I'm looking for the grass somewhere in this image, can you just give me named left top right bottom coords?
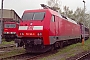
left=1, top=41, right=14, bottom=45
left=40, top=39, right=90, bottom=60
left=0, top=47, right=25, bottom=58
left=1, top=39, right=90, bottom=60
left=0, top=39, right=25, bottom=59
left=0, top=39, right=14, bottom=46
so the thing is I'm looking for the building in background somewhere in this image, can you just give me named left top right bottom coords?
left=0, top=9, right=21, bottom=37
left=0, top=9, right=21, bottom=22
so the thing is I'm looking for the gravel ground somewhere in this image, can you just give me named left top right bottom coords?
left=34, top=43, right=90, bottom=60
left=0, top=40, right=90, bottom=60
left=0, top=47, right=89, bottom=60
left=0, top=47, right=25, bottom=59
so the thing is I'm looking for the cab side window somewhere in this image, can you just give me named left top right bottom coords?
left=51, top=15, right=55, bottom=22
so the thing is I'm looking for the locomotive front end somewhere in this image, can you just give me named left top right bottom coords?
left=15, top=10, right=51, bottom=53
left=3, top=22, right=18, bottom=42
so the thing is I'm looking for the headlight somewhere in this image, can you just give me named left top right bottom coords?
left=20, top=33, right=22, bottom=35
left=39, top=33, right=42, bottom=35
left=20, top=33, right=24, bottom=35
left=4, top=32, right=16, bottom=34
left=7, top=32, right=9, bottom=34
left=30, top=33, right=33, bottom=35
left=37, top=33, right=42, bottom=36
left=3, top=32, right=9, bottom=34
left=11, top=32, right=16, bottom=34
left=22, top=33, right=24, bottom=35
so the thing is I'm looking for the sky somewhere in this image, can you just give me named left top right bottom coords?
left=0, top=0, right=90, bottom=17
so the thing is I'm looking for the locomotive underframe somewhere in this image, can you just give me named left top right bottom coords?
left=15, top=37, right=51, bottom=53
left=3, top=34, right=17, bottom=42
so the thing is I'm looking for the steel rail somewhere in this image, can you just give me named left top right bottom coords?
left=76, top=51, right=90, bottom=60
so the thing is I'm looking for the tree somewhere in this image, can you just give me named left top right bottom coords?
left=73, top=8, right=90, bottom=28
left=47, top=0, right=61, bottom=12
left=61, top=6, right=90, bottom=28
left=61, top=6, right=73, bottom=19
left=47, top=0, right=90, bottom=28
left=73, top=8, right=84, bottom=22
left=85, top=13, right=90, bottom=28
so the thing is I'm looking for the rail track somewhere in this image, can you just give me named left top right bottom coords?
left=1, top=42, right=90, bottom=60
left=0, top=53, right=30, bottom=60
left=0, top=44, right=15, bottom=49
left=66, top=51, right=90, bottom=60
left=1, top=52, right=43, bottom=60
left=75, top=51, right=90, bottom=60
left=0, top=49, right=57, bottom=60
left=0, top=44, right=15, bottom=53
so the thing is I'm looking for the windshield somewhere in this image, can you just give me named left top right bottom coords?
left=4, top=24, right=16, bottom=28
left=22, top=12, right=45, bottom=20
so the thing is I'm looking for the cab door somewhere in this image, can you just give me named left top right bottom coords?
left=50, top=15, right=56, bottom=36
left=49, top=15, right=56, bottom=44
left=55, top=16, right=59, bottom=36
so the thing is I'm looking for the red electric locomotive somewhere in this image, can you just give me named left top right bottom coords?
left=15, top=4, right=83, bottom=53
left=3, top=22, right=19, bottom=42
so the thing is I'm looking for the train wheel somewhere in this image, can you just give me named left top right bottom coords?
left=60, top=41, right=63, bottom=48
left=55, top=42, right=60, bottom=49
left=75, top=39, right=78, bottom=43
left=51, top=45, right=54, bottom=52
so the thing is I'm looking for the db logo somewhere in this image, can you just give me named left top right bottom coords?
left=27, top=26, right=33, bottom=30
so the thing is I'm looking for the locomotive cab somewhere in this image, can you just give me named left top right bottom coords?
left=16, top=9, right=53, bottom=52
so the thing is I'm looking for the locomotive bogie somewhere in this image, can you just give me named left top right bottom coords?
left=15, top=37, right=51, bottom=53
